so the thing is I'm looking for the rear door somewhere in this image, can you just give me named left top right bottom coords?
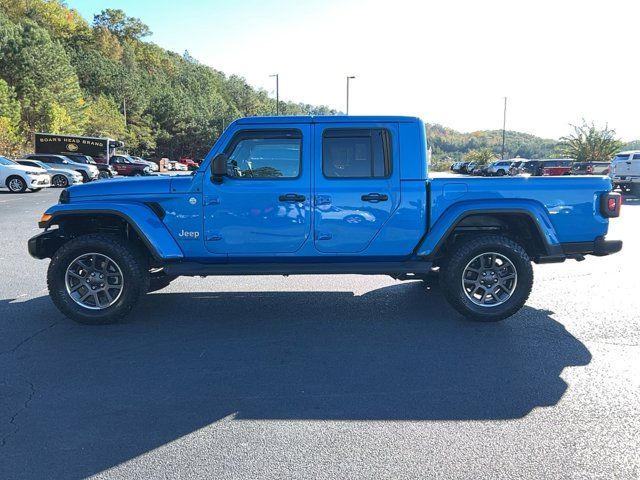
left=313, top=123, right=400, bottom=253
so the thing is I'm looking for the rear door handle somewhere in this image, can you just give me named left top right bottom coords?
left=279, top=193, right=306, bottom=202
left=361, top=193, right=388, bottom=202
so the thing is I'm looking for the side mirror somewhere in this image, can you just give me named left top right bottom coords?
left=62, top=160, right=69, bottom=164
left=210, top=153, right=228, bottom=183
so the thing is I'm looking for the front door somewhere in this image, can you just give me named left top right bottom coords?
left=313, top=123, right=400, bottom=253
left=204, top=126, right=312, bottom=254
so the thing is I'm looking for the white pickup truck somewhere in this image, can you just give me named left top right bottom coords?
left=610, top=150, right=640, bottom=195
left=0, top=155, right=51, bottom=192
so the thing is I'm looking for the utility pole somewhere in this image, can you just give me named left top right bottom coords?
left=270, top=74, right=279, bottom=115
left=346, top=76, right=355, bottom=115
left=123, top=97, right=127, bottom=129
left=501, top=97, right=507, bottom=160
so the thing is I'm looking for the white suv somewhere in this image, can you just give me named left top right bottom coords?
left=610, top=150, right=640, bottom=195
left=486, top=160, right=515, bottom=176
left=0, top=156, right=51, bottom=192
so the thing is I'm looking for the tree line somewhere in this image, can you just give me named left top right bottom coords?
left=1, top=1, right=636, bottom=163
left=0, top=1, right=336, bottom=159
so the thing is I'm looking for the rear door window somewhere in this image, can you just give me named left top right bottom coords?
left=323, top=128, right=391, bottom=178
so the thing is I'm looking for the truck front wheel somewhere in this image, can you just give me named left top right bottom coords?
left=440, top=235, right=533, bottom=322
left=47, top=234, right=149, bottom=324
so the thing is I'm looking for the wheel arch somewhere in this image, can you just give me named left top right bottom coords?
left=417, top=203, right=564, bottom=263
left=33, top=205, right=184, bottom=262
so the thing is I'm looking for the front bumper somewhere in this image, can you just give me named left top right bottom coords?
left=30, top=175, right=51, bottom=187
left=28, top=230, right=64, bottom=259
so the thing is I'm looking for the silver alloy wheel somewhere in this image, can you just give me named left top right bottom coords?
left=462, top=252, right=518, bottom=307
left=53, top=175, right=68, bottom=187
left=8, top=178, right=25, bottom=192
left=65, top=253, right=124, bottom=310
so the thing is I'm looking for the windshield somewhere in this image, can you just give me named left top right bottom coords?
left=613, top=154, right=630, bottom=162
left=28, top=160, right=49, bottom=169
left=0, top=156, right=17, bottom=166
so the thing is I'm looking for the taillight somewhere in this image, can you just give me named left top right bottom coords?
left=600, top=192, right=621, bottom=218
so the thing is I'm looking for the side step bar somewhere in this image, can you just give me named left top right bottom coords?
left=164, top=261, right=433, bottom=277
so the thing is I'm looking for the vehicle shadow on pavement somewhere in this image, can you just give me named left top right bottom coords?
left=0, top=282, right=591, bottom=479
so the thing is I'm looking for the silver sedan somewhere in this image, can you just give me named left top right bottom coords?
left=16, top=159, right=84, bottom=188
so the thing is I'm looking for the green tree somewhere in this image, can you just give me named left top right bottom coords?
left=464, top=148, right=496, bottom=165
left=0, top=78, right=22, bottom=155
left=84, top=94, right=125, bottom=138
left=92, top=9, right=151, bottom=40
left=558, top=120, right=623, bottom=162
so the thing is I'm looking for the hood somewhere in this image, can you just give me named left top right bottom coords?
left=7, top=164, right=47, bottom=175
left=68, top=176, right=175, bottom=198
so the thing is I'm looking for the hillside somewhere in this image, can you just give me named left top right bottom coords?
left=0, top=1, right=637, bottom=161
left=427, top=124, right=559, bottom=162
left=0, top=1, right=336, bottom=159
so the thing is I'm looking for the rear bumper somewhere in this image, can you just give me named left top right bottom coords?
left=561, top=236, right=623, bottom=258
left=612, top=175, right=640, bottom=184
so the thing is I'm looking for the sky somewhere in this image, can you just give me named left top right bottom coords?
left=67, top=0, right=639, bottom=140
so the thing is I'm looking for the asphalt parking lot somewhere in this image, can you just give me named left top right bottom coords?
left=1, top=187, right=638, bottom=479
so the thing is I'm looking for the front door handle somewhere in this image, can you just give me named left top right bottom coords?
left=361, top=193, right=388, bottom=202
left=279, top=193, right=306, bottom=202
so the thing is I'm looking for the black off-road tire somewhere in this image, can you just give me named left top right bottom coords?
left=47, top=234, right=149, bottom=325
left=440, top=234, right=533, bottom=322
left=148, top=270, right=177, bottom=293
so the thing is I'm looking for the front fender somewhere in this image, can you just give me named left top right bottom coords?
left=39, top=202, right=184, bottom=260
left=416, top=199, right=562, bottom=257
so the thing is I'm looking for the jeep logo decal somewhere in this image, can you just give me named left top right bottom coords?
left=178, top=229, right=200, bottom=240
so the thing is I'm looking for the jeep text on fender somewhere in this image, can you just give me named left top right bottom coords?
left=28, top=116, right=622, bottom=324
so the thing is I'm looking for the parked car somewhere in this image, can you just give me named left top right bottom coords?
left=458, top=162, right=472, bottom=173
left=0, top=156, right=51, bottom=192
left=24, top=154, right=99, bottom=182
left=509, top=161, right=523, bottom=176
left=28, top=115, right=622, bottom=325
left=63, top=153, right=117, bottom=179
left=610, top=151, right=640, bottom=195
left=519, top=160, right=544, bottom=176
left=132, top=156, right=159, bottom=172
left=571, top=162, right=610, bottom=176
left=451, top=162, right=465, bottom=173
left=169, top=160, right=188, bottom=171
left=16, top=159, right=83, bottom=188
left=542, top=159, right=574, bottom=176
left=109, top=155, right=152, bottom=176
left=465, top=162, right=477, bottom=175
left=485, top=160, right=513, bottom=176
left=178, top=157, right=200, bottom=171
left=471, top=164, right=486, bottom=176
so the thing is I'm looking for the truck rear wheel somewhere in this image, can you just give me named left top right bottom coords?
left=440, top=234, right=533, bottom=322
left=47, top=234, right=149, bottom=324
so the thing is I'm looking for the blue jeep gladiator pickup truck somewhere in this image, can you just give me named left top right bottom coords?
left=28, top=116, right=622, bottom=324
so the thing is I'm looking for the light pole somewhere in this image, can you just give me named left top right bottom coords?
left=501, top=97, right=507, bottom=160
left=346, top=75, right=355, bottom=115
left=270, top=74, right=279, bottom=116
